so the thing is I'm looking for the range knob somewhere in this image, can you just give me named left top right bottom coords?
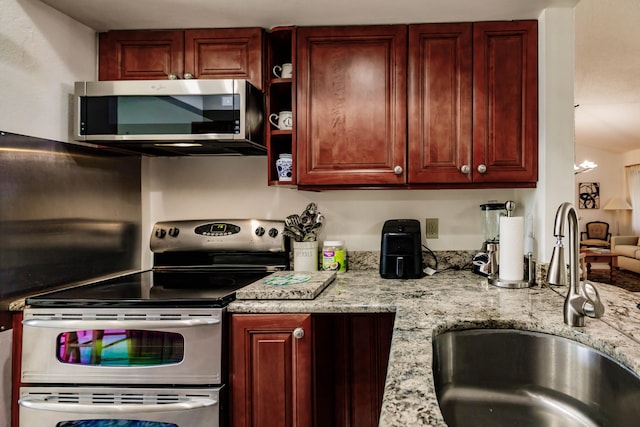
left=255, top=226, right=266, bottom=236
left=155, top=228, right=167, bottom=238
left=168, top=227, right=180, bottom=237
left=268, top=228, right=279, bottom=238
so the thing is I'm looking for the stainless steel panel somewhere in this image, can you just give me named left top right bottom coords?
left=0, top=132, right=141, bottom=299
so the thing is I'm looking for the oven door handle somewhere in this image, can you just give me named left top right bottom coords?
left=18, top=396, right=218, bottom=413
left=22, top=318, right=220, bottom=329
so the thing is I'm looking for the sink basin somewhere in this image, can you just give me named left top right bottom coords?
left=433, top=329, right=640, bottom=427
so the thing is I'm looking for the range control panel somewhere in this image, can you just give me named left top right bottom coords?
left=150, top=219, right=285, bottom=253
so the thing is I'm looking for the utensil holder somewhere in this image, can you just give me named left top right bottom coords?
left=293, top=241, right=318, bottom=271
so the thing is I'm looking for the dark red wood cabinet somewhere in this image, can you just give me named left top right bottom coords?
left=294, top=21, right=538, bottom=188
left=407, top=23, right=473, bottom=184
left=230, top=314, right=313, bottom=427
left=472, top=20, right=538, bottom=184
left=230, top=313, right=394, bottom=427
left=266, top=27, right=297, bottom=186
left=99, top=28, right=264, bottom=89
left=296, top=25, right=408, bottom=186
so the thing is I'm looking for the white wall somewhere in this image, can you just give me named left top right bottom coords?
left=536, top=7, right=577, bottom=260
left=0, top=0, right=96, bottom=142
left=624, top=149, right=640, bottom=166
left=574, top=145, right=631, bottom=235
left=145, top=155, right=526, bottom=252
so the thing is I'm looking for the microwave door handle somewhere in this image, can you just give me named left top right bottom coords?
left=22, top=318, right=220, bottom=329
left=18, top=396, right=217, bottom=413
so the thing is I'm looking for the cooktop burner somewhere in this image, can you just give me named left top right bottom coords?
left=25, top=270, right=271, bottom=308
left=26, top=219, right=289, bottom=309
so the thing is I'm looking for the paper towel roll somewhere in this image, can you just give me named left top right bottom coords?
left=499, top=216, right=524, bottom=281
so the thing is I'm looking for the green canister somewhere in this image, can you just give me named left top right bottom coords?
left=322, top=240, right=347, bottom=273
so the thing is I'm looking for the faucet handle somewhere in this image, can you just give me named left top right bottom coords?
left=581, top=282, right=605, bottom=319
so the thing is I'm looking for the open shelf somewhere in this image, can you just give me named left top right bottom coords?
left=266, top=27, right=296, bottom=186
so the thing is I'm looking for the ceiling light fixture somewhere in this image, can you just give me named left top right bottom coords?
left=574, top=160, right=598, bottom=174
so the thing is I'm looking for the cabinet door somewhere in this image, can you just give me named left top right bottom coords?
left=408, top=23, right=473, bottom=184
left=473, top=20, right=538, bottom=183
left=98, top=30, right=184, bottom=80
left=184, top=28, right=263, bottom=89
left=314, top=313, right=394, bottom=427
left=230, top=314, right=312, bottom=427
left=297, top=25, right=407, bottom=186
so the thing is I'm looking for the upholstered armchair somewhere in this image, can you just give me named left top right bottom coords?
left=580, top=221, right=612, bottom=248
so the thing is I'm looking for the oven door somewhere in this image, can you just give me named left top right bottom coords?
left=22, top=308, right=223, bottom=385
left=19, top=386, right=221, bottom=427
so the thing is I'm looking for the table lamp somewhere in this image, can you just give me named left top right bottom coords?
left=603, top=197, right=633, bottom=235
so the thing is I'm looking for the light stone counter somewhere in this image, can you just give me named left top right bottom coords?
left=227, top=270, right=640, bottom=427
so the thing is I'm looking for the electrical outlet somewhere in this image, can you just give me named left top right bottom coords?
left=425, top=218, right=439, bottom=239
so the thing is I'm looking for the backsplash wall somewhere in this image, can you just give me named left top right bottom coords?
left=0, top=132, right=142, bottom=298
left=143, top=156, right=535, bottom=268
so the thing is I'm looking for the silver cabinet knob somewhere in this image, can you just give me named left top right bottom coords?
left=393, top=165, right=403, bottom=175
left=168, top=74, right=178, bottom=80
left=293, top=327, right=305, bottom=339
left=183, top=72, right=194, bottom=79
left=461, top=164, right=470, bottom=174
left=477, top=164, right=487, bottom=174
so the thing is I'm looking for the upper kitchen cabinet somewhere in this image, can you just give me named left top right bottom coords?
left=98, top=28, right=264, bottom=89
left=407, top=23, right=473, bottom=184
left=472, top=20, right=538, bottom=184
left=408, top=20, right=538, bottom=186
left=296, top=25, right=407, bottom=187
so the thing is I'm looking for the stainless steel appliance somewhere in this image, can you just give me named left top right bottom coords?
left=380, top=219, right=424, bottom=279
left=20, top=219, right=289, bottom=427
left=73, top=79, right=265, bottom=156
left=472, top=202, right=508, bottom=276
left=19, top=386, right=221, bottom=426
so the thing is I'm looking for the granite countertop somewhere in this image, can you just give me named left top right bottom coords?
left=227, top=270, right=640, bottom=427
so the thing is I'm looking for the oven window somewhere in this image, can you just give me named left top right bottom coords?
left=56, top=330, right=184, bottom=366
left=58, top=421, right=177, bottom=427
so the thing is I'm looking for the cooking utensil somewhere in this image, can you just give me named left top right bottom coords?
left=285, top=214, right=301, bottom=229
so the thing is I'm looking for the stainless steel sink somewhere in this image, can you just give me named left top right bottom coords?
left=433, top=329, right=640, bottom=427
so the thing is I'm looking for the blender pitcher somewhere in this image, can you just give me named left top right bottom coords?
left=480, top=202, right=507, bottom=245
left=473, top=202, right=507, bottom=276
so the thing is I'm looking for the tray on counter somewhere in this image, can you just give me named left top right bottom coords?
left=235, top=271, right=336, bottom=300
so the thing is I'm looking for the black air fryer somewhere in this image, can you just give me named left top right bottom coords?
left=380, top=219, right=424, bottom=279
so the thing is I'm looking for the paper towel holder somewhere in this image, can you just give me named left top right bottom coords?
left=488, top=252, right=536, bottom=289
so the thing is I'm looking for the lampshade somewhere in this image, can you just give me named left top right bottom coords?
left=603, top=197, right=632, bottom=211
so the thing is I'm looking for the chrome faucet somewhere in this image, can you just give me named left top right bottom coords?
left=547, top=202, right=605, bottom=326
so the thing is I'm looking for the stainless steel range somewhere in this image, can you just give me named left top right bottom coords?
left=19, top=219, right=288, bottom=427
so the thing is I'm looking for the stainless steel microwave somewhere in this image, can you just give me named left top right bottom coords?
left=73, top=79, right=265, bottom=155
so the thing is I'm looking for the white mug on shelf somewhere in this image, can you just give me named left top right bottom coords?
left=269, top=110, right=293, bottom=130
left=273, top=63, right=293, bottom=79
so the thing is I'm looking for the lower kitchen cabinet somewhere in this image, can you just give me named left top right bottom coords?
left=229, top=313, right=394, bottom=427
left=230, top=314, right=313, bottom=427
left=313, top=313, right=395, bottom=427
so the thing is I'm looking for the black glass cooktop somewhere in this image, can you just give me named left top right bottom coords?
left=25, top=269, right=271, bottom=308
